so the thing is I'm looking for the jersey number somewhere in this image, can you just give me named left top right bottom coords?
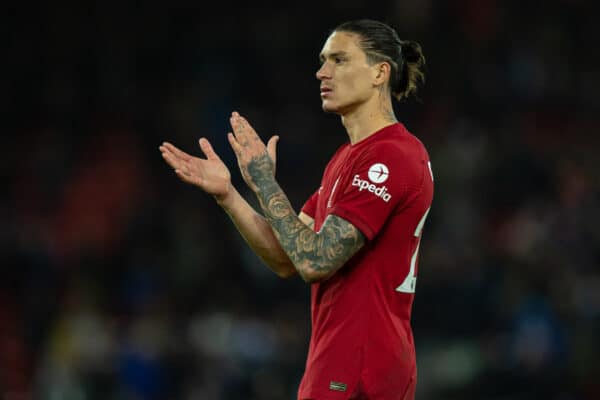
left=396, top=207, right=430, bottom=293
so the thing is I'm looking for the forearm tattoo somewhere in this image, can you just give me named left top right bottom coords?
left=247, top=153, right=365, bottom=280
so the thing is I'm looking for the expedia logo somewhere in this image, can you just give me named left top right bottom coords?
left=352, top=174, right=392, bottom=202
left=368, top=163, right=389, bottom=183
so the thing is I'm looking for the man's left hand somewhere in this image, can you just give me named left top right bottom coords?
left=228, top=111, right=278, bottom=193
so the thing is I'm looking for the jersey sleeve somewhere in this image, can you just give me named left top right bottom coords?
left=329, top=143, right=425, bottom=240
left=300, top=188, right=320, bottom=219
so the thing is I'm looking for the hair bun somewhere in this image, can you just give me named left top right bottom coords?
left=400, top=41, right=423, bottom=64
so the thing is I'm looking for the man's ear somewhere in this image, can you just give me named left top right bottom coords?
left=373, top=61, right=391, bottom=87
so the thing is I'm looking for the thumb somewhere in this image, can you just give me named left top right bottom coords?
left=267, top=135, right=279, bottom=163
left=267, top=135, right=279, bottom=176
left=198, top=138, right=222, bottom=161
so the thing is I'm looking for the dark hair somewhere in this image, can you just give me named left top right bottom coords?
left=334, top=19, right=426, bottom=101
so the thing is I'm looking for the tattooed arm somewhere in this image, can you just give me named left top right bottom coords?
left=217, top=186, right=316, bottom=278
left=254, top=172, right=364, bottom=282
left=227, top=112, right=365, bottom=282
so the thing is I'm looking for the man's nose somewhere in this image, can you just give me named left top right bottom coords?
left=316, top=63, right=330, bottom=80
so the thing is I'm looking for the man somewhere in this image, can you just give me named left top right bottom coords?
left=160, top=19, right=432, bottom=400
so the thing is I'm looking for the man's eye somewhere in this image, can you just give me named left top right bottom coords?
left=335, top=58, right=344, bottom=64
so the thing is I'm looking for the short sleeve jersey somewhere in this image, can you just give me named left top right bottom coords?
left=298, top=123, right=434, bottom=400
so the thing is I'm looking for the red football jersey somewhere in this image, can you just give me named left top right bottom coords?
left=298, top=123, right=434, bottom=400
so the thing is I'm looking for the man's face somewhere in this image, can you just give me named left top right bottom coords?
left=316, top=31, right=378, bottom=114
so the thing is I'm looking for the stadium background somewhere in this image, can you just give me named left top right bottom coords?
left=3, top=1, right=599, bottom=399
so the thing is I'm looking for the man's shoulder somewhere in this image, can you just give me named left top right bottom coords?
left=367, top=126, right=428, bottom=164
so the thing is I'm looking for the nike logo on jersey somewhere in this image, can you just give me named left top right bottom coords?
left=352, top=174, right=392, bottom=202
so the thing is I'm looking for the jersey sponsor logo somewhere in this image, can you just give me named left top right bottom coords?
left=352, top=174, right=392, bottom=202
left=368, top=163, right=389, bottom=183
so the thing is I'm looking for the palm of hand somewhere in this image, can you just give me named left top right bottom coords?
left=159, top=139, right=231, bottom=199
left=186, top=156, right=231, bottom=196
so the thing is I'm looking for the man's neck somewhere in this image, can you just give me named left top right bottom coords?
left=341, top=98, right=397, bottom=144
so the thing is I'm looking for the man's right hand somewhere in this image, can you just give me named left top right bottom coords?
left=160, top=138, right=233, bottom=202
left=160, top=134, right=279, bottom=204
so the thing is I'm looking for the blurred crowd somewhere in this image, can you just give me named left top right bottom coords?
left=3, top=0, right=599, bottom=399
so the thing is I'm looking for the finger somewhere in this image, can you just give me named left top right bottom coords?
left=238, top=114, right=259, bottom=140
left=198, top=138, right=222, bottom=161
left=161, top=150, right=183, bottom=170
left=230, top=112, right=255, bottom=144
left=229, top=112, right=245, bottom=142
left=164, top=152, right=195, bottom=180
left=161, top=142, right=192, bottom=161
left=160, top=146, right=188, bottom=164
left=178, top=159, right=192, bottom=175
left=227, top=132, right=243, bottom=157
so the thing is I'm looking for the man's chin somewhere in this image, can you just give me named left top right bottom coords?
left=321, top=101, right=340, bottom=114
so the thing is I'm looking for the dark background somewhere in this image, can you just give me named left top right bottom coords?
left=3, top=1, right=599, bottom=399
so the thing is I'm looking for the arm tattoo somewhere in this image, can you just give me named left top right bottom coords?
left=247, top=153, right=365, bottom=281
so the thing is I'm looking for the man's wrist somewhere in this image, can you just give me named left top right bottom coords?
left=251, top=173, right=279, bottom=199
left=215, top=184, right=237, bottom=210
